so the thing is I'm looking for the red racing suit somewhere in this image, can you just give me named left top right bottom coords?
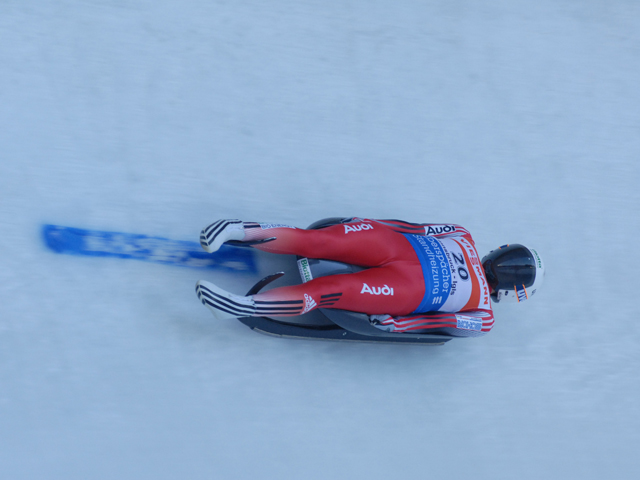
left=243, top=218, right=494, bottom=337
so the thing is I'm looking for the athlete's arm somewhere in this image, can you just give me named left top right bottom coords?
left=370, top=309, right=494, bottom=337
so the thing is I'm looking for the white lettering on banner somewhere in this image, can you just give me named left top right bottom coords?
left=344, top=223, right=374, bottom=234
left=455, top=314, right=482, bottom=331
left=361, top=283, right=394, bottom=296
left=432, top=296, right=442, bottom=304
left=418, top=235, right=450, bottom=296
left=303, top=294, right=317, bottom=313
left=425, top=225, right=456, bottom=236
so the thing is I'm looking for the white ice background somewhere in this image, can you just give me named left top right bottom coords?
left=1, top=1, right=639, bottom=479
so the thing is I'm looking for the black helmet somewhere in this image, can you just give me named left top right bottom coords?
left=482, top=244, right=545, bottom=303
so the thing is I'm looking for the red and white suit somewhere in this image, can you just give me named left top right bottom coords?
left=240, top=218, right=494, bottom=337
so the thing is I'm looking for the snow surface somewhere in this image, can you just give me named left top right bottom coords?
left=1, top=1, right=640, bottom=479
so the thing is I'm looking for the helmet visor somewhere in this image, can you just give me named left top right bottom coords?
left=483, top=244, right=536, bottom=293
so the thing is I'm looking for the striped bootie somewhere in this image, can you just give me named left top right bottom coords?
left=200, top=219, right=245, bottom=253
left=195, top=280, right=256, bottom=320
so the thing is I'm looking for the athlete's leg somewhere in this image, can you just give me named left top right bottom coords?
left=196, top=262, right=424, bottom=319
left=243, top=221, right=416, bottom=267
left=250, top=261, right=424, bottom=317
left=201, top=219, right=416, bottom=267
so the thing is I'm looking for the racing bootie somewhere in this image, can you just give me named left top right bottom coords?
left=200, top=219, right=245, bottom=253
left=195, top=280, right=256, bottom=320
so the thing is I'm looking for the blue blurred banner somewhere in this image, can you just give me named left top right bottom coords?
left=42, top=224, right=257, bottom=273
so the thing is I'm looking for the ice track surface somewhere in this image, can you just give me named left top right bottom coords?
left=1, top=1, right=639, bottom=479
